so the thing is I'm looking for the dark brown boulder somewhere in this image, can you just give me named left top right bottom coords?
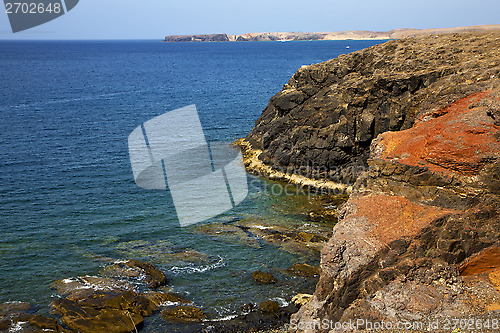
left=161, top=305, right=206, bottom=322
left=251, top=271, right=277, bottom=284
left=51, top=297, right=143, bottom=333
left=259, top=300, right=280, bottom=313
left=123, top=259, right=167, bottom=288
left=291, top=85, right=500, bottom=331
left=49, top=259, right=176, bottom=333
left=287, top=263, right=319, bottom=277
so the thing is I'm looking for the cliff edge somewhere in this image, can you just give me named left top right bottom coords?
left=243, top=32, right=500, bottom=189
left=243, top=32, right=500, bottom=332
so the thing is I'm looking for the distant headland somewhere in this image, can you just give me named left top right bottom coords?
left=163, top=24, right=500, bottom=42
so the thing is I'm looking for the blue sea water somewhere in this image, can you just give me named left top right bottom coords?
left=0, top=39, right=384, bottom=329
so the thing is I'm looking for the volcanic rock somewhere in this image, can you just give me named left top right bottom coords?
left=259, top=300, right=280, bottom=313
left=241, top=31, right=500, bottom=332
left=161, top=305, right=206, bottom=322
left=251, top=271, right=277, bottom=284
left=287, top=263, right=319, bottom=277
left=242, top=32, right=500, bottom=190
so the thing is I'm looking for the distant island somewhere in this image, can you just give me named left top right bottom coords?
left=163, top=24, right=500, bottom=42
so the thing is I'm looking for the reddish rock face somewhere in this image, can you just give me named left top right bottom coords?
left=378, top=91, right=500, bottom=176
left=291, top=86, right=500, bottom=332
left=345, top=194, right=455, bottom=245
left=459, top=243, right=500, bottom=276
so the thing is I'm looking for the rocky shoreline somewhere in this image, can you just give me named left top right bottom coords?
left=0, top=256, right=306, bottom=332
left=242, top=31, right=500, bottom=332
left=1, top=190, right=342, bottom=332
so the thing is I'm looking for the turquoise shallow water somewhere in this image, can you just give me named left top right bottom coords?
left=0, top=39, right=384, bottom=328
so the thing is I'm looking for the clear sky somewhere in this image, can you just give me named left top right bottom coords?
left=0, top=0, right=499, bottom=39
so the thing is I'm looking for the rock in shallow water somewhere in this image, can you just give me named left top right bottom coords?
left=0, top=302, right=71, bottom=333
left=259, top=300, right=280, bottom=313
left=100, top=259, right=167, bottom=288
left=287, top=263, right=319, bottom=277
left=161, top=305, right=207, bottom=322
left=123, top=259, right=167, bottom=288
left=51, top=295, right=144, bottom=333
left=252, top=271, right=278, bottom=284
left=244, top=32, right=500, bottom=189
left=194, top=222, right=261, bottom=248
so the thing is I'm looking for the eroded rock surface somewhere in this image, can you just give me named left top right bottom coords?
left=0, top=302, right=70, bottom=333
left=243, top=32, right=500, bottom=188
left=290, top=83, right=500, bottom=332
left=48, top=259, right=189, bottom=333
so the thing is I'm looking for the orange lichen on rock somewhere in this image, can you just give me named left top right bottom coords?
left=378, top=91, right=500, bottom=176
left=489, top=269, right=500, bottom=293
left=349, top=194, right=454, bottom=245
left=459, top=243, right=500, bottom=276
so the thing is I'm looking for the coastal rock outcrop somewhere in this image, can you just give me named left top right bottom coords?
left=242, top=32, right=500, bottom=189
left=290, top=78, right=500, bottom=331
left=0, top=302, right=71, bottom=333
left=242, top=31, right=500, bottom=332
left=48, top=260, right=188, bottom=333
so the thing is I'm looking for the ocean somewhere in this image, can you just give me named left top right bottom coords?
left=0, top=39, right=384, bottom=330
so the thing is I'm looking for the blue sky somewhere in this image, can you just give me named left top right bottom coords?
left=0, top=0, right=499, bottom=39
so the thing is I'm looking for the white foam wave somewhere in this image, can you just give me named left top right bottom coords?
left=9, top=321, right=27, bottom=333
left=213, top=314, right=239, bottom=321
left=250, top=225, right=273, bottom=230
left=271, top=297, right=289, bottom=307
left=159, top=301, right=184, bottom=307
left=170, top=256, right=225, bottom=275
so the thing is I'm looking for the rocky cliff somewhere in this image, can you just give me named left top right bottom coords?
left=243, top=32, right=500, bottom=187
left=242, top=32, right=500, bottom=332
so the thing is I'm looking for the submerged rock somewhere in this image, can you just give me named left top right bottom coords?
left=287, top=263, right=319, bottom=277
left=50, top=288, right=187, bottom=332
left=194, top=222, right=260, bottom=248
left=259, top=300, right=280, bottom=313
left=161, top=305, right=206, bottom=322
left=0, top=302, right=70, bottom=333
left=51, top=296, right=144, bottom=333
left=252, top=271, right=277, bottom=284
